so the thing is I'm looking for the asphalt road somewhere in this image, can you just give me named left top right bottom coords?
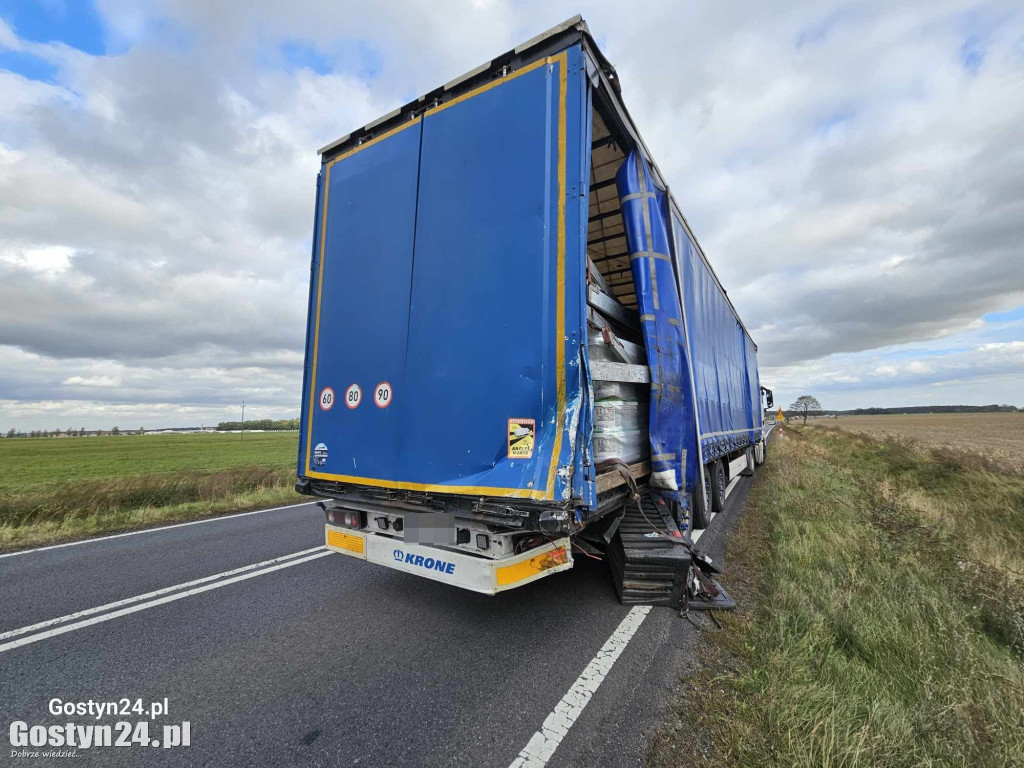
left=1, top=439, right=769, bottom=768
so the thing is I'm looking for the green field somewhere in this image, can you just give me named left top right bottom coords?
left=0, top=432, right=299, bottom=494
left=0, top=432, right=303, bottom=551
left=649, top=426, right=1024, bottom=768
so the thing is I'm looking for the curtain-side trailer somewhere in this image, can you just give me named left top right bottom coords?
left=295, top=16, right=773, bottom=605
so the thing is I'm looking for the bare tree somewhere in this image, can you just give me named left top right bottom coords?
left=789, top=394, right=822, bottom=425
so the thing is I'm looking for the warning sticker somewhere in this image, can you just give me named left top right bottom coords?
left=313, top=442, right=328, bottom=466
left=508, top=418, right=535, bottom=459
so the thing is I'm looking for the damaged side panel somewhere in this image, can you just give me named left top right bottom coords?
left=572, top=72, right=597, bottom=515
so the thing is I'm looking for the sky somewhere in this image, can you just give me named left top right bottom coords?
left=0, top=0, right=1022, bottom=430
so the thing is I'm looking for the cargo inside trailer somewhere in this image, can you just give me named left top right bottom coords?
left=582, top=102, right=661, bottom=525
left=582, top=101, right=727, bottom=605
left=583, top=82, right=764, bottom=535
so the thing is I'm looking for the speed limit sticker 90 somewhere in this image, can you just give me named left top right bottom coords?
left=318, top=387, right=335, bottom=411
left=345, top=383, right=362, bottom=409
left=374, top=381, right=393, bottom=408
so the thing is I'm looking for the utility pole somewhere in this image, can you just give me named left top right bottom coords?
left=241, top=400, right=245, bottom=442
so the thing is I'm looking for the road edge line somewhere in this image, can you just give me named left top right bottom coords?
left=0, top=502, right=316, bottom=560
left=507, top=605, right=651, bottom=768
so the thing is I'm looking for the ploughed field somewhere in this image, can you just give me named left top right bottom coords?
left=831, top=412, right=1024, bottom=472
left=0, top=432, right=302, bottom=552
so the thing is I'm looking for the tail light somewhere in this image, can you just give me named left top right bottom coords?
left=343, top=510, right=366, bottom=529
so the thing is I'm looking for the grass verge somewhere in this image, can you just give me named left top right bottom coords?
left=648, top=425, right=1024, bottom=768
left=0, top=484, right=303, bottom=553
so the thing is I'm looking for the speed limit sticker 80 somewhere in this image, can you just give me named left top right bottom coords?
left=344, top=383, right=362, bottom=409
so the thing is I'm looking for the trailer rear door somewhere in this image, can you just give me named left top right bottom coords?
left=302, top=121, right=423, bottom=487
left=301, top=50, right=585, bottom=502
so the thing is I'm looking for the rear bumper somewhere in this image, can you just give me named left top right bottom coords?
left=324, top=524, right=573, bottom=594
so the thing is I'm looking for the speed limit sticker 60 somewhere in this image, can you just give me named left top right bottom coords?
left=319, top=387, right=335, bottom=411
left=374, top=381, right=393, bottom=408
left=345, top=383, right=362, bottom=409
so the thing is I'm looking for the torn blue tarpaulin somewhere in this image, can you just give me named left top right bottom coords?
left=615, top=150, right=697, bottom=500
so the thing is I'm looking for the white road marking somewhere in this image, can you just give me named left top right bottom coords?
left=691, top=474, right=741, bottom=544
left=508, top=606, right=651, bottom=768
left=0, top=546, right=326, bottom=642
left=691, top=516, right=711, bottom=543
left=0, top=502, right=317, bottom=560
left=0, top=549, right=332, bottom=654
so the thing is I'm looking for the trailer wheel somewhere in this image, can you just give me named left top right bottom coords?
left=691, top=468, right=712, bottom=530
left=754, top=441, right=765, bottom=466
left=710, top=460, right=727, bottom=513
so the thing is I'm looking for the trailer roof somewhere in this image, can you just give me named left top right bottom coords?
left=317, top=15, right=589, bottom=157
left=316, top=16, right=756, bottom=349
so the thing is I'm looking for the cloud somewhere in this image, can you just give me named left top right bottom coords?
left=62, top=375, right=122, bottom=387
left=619, top=2, right=1024, bottom=367
left=0, top=0, right=1023, bottom=429
left=763, top=328, right=1024, bottom=408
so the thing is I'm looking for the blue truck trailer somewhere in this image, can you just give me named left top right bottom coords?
left=296, top=16, right=773, bottom=605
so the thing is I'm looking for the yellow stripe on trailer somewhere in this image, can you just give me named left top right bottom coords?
left=326, top=528, right=365, bottom=556
left=495, top=544, right=570, bottom=587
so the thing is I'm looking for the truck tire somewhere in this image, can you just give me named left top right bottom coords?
left=691, top=468, right=712, bottom=530
left=754, top=441, right=765, bottom=466
left=710, top=459, right=727, bottom=513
